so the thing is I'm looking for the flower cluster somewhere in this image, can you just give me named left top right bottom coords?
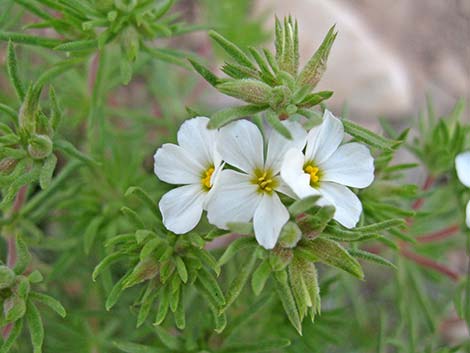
left=455, top=151, right=470, bottom=228
left=154, top=111, right=375, bottom=249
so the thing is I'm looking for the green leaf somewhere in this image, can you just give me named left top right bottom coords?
left=29, top=292, right=66, bottom=318
left=348, top=249, right=397, bottom=269
left=120, top=207, right=145, bottom=229
left=209, top=104, right=268, bottom=129
left=196, top=267, right=225, bottom=308
left=154, top=287, right=170, bottom=326
left=209, top=30, right=255, bottom=69
left=0, top=30, right=63, bottom=48
left=265, top=110, right=292, bottom=139
left=13, top=235, right=31, bottom=275
left=53, top=139, right=99, bottom=166
left=302, top=261, right=321, bottom=319
left=188, top=58, right=220, bottom=87
left=251, top=259, right=271, bottom=296
left=0, top=319, right=23, bottom=353
left=106, top=271, right=131, bottom=311
left=137, top=284, right=158, bottom=328
left=53, top=39, right=98, bottom=51
left=297, top=25, right=337, bottom=89
left=288, top=195, right=321, bottom=216
left=223, top=251, right=257, bottom=312
left=6, top=40, right=24, bottom=101
left=175, top=256, right=188, bottom=283
left=298, top=238, right=364, bottom=279
left=220, top=339, right=291, bottom=353
left=39, top=153, right=57, bottom=190
left=125, top=186, right=159, bottom=218
left=26, top=300, right=44, bottom=353
left=92, top=252, right=125, bottom=281
left=34, top=59, right=82, bottom=91
left=218, top=236, right=257, bottom=266
left=289, top=257, right=310, bottom=320
left=83, top=215, right=104, bottom=254
left=342, top=119, right=397, bottom=151
left=274, top=270, right=302, bottom=335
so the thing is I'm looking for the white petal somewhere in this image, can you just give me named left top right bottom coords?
left=204, top=162, right=225, bottom=208
left=177, top=116, right=221, bottom=168
left=206, top=170, right=261, bottom=229
left=154, top=144, right=202, bottom=185
left=217, top=119, right=264, bottom=173
left=305, top=110, right=344, bottom=165
left=265, top=120, right=307, bottom=174
left=456, top=151, right=470, bottom=187
left=320, top=142, right=375, bottom=188
left=253, top=193, right=289, bottom=249
left=466, top=200, right=470, bottom=228
left=159, top=184, right=205, bottom=234
left=280, top=148, right=320, bottom=199
left=318, top=182, right=362, bottom=228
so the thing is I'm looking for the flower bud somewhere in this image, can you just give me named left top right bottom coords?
left=0, top=158, right=18, bottom=174
left=269, top=248, right=293, bottom=271
left=123, top=258, right=159, bottom=288
left=268, top=85, right=291, bottom=112
left=18, top=86, right=41, bottom=133
left=3, top=295, right=26, bottom=323
left=279, top=222, right=302, bottom=248
left=297, top=205, right=335, bottom=239
left=0, top=266, right=15, bottom=290
left=217, top=79, right=272, bottom=105
left=27, top=134, right=53, bottom=160
left=121, top=26, right=140, bottom=62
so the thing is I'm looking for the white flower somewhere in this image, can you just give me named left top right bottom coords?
left=280, top=110, right=374, bottom=228
left=154, top=117, right=222, bottom=234
left=455, top=151, right=470, bottom=228
left=206, top=119, right=307, bottom=249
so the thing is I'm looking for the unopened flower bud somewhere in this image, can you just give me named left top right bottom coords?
left=3, top=295, right=26, bottom=323
left=15, top=276, right=31, bottom=298
left=297, top=205, right=335, bottom=239
left=0, top=266, right=15, bottom=290
left=217, top=79, right=272, bottom=105
left=269, top=85, right=291, bottom=112
left=269, top=247, right=293, bottom=271
left=121, top=26, right=140, bottom=62
left=0, top=158, right=18, bottom=174
left=279, top=222, right=302, bottom=248
left=27, top=134, right=53, bottom=160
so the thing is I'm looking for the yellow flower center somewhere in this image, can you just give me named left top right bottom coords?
left=201, top=166, right=215, bottom=191
left=304, top=163, right=321, bottom=187
left=252, top=169, right=278, bottom=194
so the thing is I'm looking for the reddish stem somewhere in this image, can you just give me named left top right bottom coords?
left=417, top=225, right=460, bottom=243
left=411, top=175, right=435, bottom=211
left=400, top=246, right=460, bottom=282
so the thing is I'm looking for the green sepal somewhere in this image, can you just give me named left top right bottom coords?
left=297, top=25, right=337, bottom=89
left=208, top=105, right=268, bottom=129
left=297, top=238, right=364, bottom=279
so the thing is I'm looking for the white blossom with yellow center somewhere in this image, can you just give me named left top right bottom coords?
left=281, top=110, right=375, bottom=228
left=153, top=117, right=223, bottom=234
left=455, top=151, right=470, bottom=228
left=207, top=119, right=307, bottom=249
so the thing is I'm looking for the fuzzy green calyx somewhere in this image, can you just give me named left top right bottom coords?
left=0, top=266, right=16, bottom=290
left=27, top=134, right=53, bottom=160
left=279, top=222, right=302, bottom=248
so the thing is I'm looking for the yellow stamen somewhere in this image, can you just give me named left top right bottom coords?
left=201, top=167, right=215, bottom=190
left=252, top=168, right=277, bottom=194
left=304, top=164, right=321, bottom=186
